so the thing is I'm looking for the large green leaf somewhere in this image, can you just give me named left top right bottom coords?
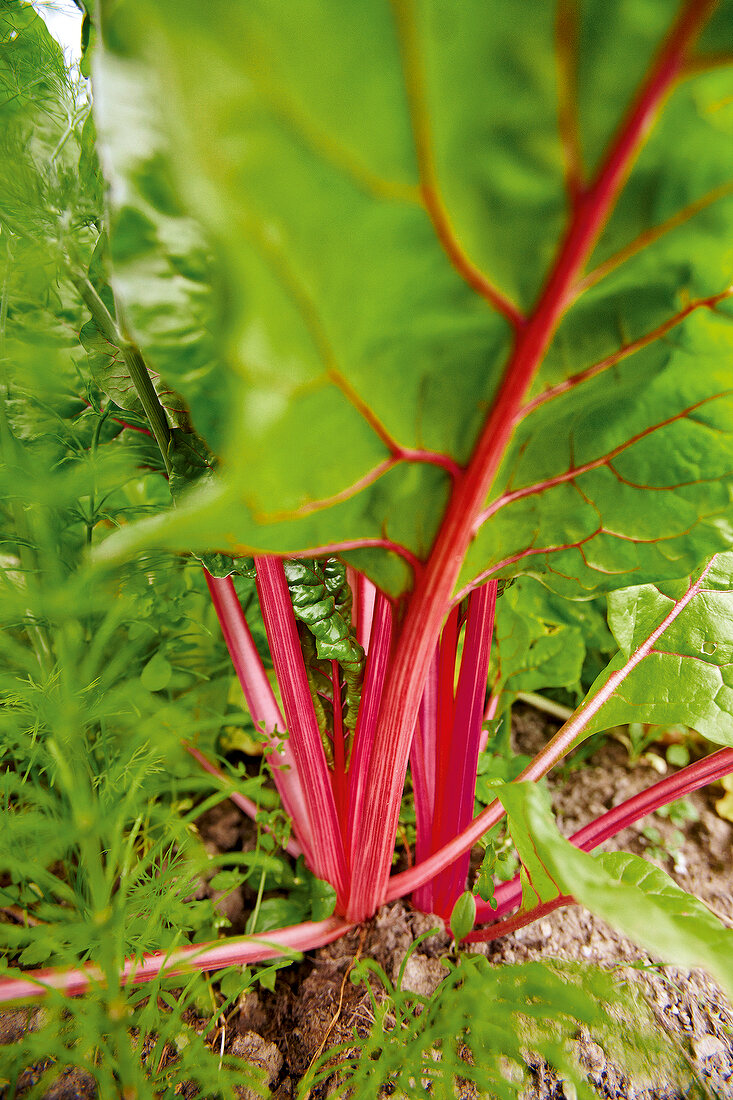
left=499, top=782, right=733, bottom=1001
left=579, top=551, right=733, bottom=745
left=94, top=1, right=733, bottom=598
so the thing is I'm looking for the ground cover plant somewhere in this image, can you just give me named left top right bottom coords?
left=3, top=0, right=733, bottom=1094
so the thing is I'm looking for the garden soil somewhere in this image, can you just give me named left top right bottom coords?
left=2, top=705, right=732, bottom=1098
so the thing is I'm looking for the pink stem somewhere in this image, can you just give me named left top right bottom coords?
left=331, top=659, right=348, bottom=848
left=347, top=592, right=394, bottom=847
left=479, top=693, right=500, bottom=753
left=254, top=557, right=348, bottom=903
left=0, top=917, right=352, bottom=1004
left=431, top=582, right=497, bottom=917
left=351, top=570, right=377, bottom=654
left=6, top=730, right=729, bottom=1007
left=205, top=572, right=314, bottom=863
left=431, top=606, right=460, bottom=852
left=346, top=0, right=713, bottom=922
left=410, top=650, right=439, bottom=912
left=182, top=741, right=302, bottom=859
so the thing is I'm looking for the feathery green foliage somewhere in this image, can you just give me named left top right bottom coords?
left=301, top=949, right=693, bottom=1099
left=0, top=16, right=286, bottom=1078
left=0, top=336, right=279, bottom=1094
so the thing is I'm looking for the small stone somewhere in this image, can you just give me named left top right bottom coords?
left=399, top=953, right=447, bottom=998
left=409, top=911, right=451, bottom=955
left=582, top=1040, right=606, bottom=1073
left=232, top=1030, right=283, bottom=1100
left=694, top=1034, right=726, bottom=1061
left=42, top=1066, right=97, bottom=1099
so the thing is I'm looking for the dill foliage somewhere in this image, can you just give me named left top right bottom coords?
left=0, top=8, right=275, bottom=1093
left=0, top=284, right=273, bottom=1094
left=302, top=950, right=693, bottom=1100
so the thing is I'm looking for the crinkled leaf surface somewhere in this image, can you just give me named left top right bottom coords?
left=499, top=782, right=733, bottom=1000
left=490, top=578, right=613, bottom=714
left=95, top=1, right=733, bottom=598
left=580, top=551, right=733, bottom=745
left=463, top=309, right=733, bottom=598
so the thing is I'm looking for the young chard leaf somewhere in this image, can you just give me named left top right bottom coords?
left=449, top=889, right=476, bottom=944
left=498, top=781, right=733, bottom=1001
left=284, top=558, right=364, bottom=736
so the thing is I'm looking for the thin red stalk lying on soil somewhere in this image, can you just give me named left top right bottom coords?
left=468, top=896, right=576, bottom=945
left=467, top=746, right=733, bottom=938
left=347, top=0, right=713, bottom=923
left=0, top=917, right=352, bottom=1005
left=567, top=746, right=733, bottom=853
left=181, top=741, right=303, bottom=860
left=4, top=750, right=729, bottom=1006
left=386, top=559, right=716, bottom=902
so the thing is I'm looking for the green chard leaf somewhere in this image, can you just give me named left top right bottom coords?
left=490, top=577, right=614, bottom=715
left=498, top=782, right=733, bottom=1002
left=580, top=551, right=733, bottom=746
left=91, top=1, right=733, bottom=602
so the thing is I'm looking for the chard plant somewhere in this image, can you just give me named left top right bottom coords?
left=3, top=0, right=733, bottom=1038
